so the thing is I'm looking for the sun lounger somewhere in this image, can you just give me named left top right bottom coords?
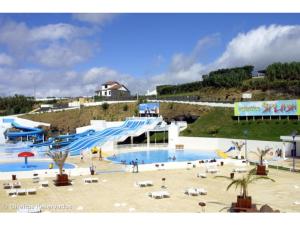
left=91, top=178, right=99, bottom=183
left=83, top=178, right=93, bottom=183
left=13, top=182, right=21, bottom=188
left=17, top=189, right=26, bottom=195
left=233, top=167, right=247, bottom=173
left=32, top=176, right=40, bottom=183
left=206, top=167, right=219, bottom=173
left=149, top=191, right=170, bottom=199
left=17, top=206, right=41, bottom=213
left=27, top=188, right=37, bottom=195
left=185, top=188, right=207, bottom=196
left=136, top=180, right=153, bottom=187
left=39, top=180, right=49, bottom=187
left=3, top=182, right=12, bottom=189
left=7, top=189, right=17, bottom=196
left=197, top=173, right=207, bottom=178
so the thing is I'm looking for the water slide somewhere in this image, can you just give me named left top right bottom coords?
left=54, top=117, right=161, bottom=156
left=215, top=146, right=236, bottom=159
left=29, top=129, right=95, bottom=148
left=5, top=122, right=44, bottom=141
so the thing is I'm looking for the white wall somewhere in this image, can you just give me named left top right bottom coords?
left=83, top=100, right=136, bottom=107
left=173, top=136, right=289, bottom=158
left=148, top=99, right=234, bottom=108
left=76, top=120, right=124, bottom=133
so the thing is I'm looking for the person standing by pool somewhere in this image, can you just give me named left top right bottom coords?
left=99, top=148, right=103, bottom=161
left=135, top=158, right=139, bottom=173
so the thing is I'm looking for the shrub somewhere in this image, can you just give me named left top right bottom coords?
left=101, top=102, right=109, bottom=111
left=123, top=104, right=128, bottom=111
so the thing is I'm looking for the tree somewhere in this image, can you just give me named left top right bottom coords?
left=216, top=168, right=275, bottom=199
left=123, top=104, right=128, bottom=111
left=101, top=102, right=109, bottom=112
left=232, top=141, right=245, bottom=159
left=45, top=150, right=69, bottom=176
left=252, top=147, right=273, bottom=166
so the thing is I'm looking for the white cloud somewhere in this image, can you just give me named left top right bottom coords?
left=213, top=24, right=300, bottom=70
left=0, top=53, right=13, bottom=66
left=30, top=23, right=89, bottom=41
left=34, top=40, right=94, bottom=67
left=73, top=13, right=116, bottom=26
left=0, top=21, right=95, bottom=68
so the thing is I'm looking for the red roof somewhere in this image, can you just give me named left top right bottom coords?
left=18, top=152, right=35, bottom=157
left=103, top=81, right=119, bottom=85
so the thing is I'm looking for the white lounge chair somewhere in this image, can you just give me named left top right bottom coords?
left=7, top=189, right=17, bottom=196
left=32, top=177, right=40, bottom=183
left=13, top=182, right=21, bottom=188
left=17, top=206, right=41, bottom=213
left=185, top=188, right=207, bottom=196
left=197, top=173, right=207, bottom=178
left=39, top=180, right=49, bottom=187
left=233, top=167, right=247, bottom=173
left=136, top=180, right=153, bottom=187
left=91, top=178, right=99, bottom=183
left=206, top=167, right=219, bottom=173
left=3, top=182, right=12, bottom=189
left=17, top=189, right=26, bottom=195
left=27, top=188, right=37, bottom=195
left=84, top=178, right=93, bottom=183
left=149, top=191, right=170, bottom=199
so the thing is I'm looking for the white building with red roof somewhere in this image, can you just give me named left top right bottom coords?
left=95, top=81, right=130, bottom=99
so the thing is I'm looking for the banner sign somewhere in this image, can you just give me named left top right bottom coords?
left=139, top=103, right=160, bottom=114
left=234, top=100, right=300, bottom=116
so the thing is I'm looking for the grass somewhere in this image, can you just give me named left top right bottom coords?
left=181, top=107, right=300, bottom=141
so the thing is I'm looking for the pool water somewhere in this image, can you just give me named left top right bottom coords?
left=0, top=161, right=75, bottom=172
left=107, top=150, right=219, bottom=165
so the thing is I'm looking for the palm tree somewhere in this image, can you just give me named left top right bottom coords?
left=216, top=168, right=274, bottom=199
left=45, top=150, right=69, bottom=176
left=232, top=141, right=245, bottom=159
left=253, top=147, right=272, bottom=166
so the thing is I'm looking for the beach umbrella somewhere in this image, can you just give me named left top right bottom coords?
left=18, top=151, right=35, bottom=166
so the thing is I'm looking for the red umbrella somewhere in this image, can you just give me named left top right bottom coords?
left=18, top=152, right=35, bottom=166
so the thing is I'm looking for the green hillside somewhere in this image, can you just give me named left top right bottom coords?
left=181, top=107, right=300, bottom=141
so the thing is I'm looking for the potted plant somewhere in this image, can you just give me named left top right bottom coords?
left=216, top=168, right=274, bottom=209
left=232, top=141, right=245, bottom=160
left=253, top=147, right=272, bottom=175
left=90, top=164, right=96, bottom=175
left=45, top=150, right=70, bottom=186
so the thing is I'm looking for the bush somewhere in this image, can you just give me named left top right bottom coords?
left=101, top=102, right=109, bottom=111
left=123, top=104, right=128, bottom=111
left=207, top=126, right=220, bottom=135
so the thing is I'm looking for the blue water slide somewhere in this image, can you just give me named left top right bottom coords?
left=5, top=122, right=43, bottom=140
left=58, top=118, right=154, bottom=156
left=29, top=129, right=95, bottom=148
left=225, top=146, right=235, bottom=153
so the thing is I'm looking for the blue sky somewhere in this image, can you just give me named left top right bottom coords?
left=0, top=13, right=300, bottom=97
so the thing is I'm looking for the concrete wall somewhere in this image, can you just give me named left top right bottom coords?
left=83, top=100, right=136, bottom=107
left=76, top=120, right=124, bottom=133
left=148, top=99, right=234, bottom=108
left=172, top=136, right=290, bottom=158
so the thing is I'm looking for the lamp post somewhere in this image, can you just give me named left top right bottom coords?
left=292, top=131, right=297, bottom=172
left=243, top=129, right=248, bottom=162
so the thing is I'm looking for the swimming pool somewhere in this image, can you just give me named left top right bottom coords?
left=0, top=161, right=75, bottom=172
left=107, top=150, right=219, bottom=165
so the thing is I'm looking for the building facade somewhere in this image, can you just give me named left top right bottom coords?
left=95, top=81, right=130, bottom=99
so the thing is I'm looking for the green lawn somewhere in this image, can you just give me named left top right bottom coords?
left=181, top=107, right=300, bottom=141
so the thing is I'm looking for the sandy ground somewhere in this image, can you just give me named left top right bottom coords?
left=1, top=156, right=300, bottom=213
